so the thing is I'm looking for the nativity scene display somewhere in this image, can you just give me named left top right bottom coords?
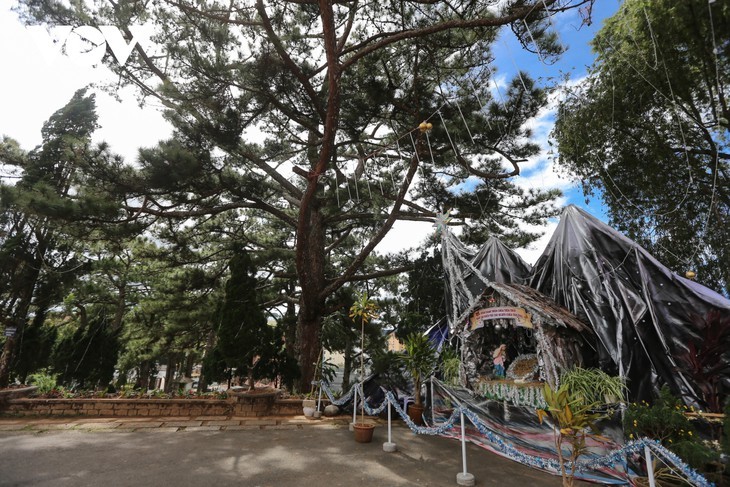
left=457, top=282, right=589, bottom=409
left=423, top=205, right=730, bottom=486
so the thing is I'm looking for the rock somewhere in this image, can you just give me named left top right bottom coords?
left=324, top=404, right=339, bottom=417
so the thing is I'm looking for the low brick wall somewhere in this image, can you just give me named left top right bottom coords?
left=270, top=398, right=330, bottom=416
left=0, top=391, right=315, bottom=418
left=0, top=386, right=37, bottom=404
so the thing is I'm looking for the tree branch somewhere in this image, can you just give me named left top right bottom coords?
left=456, top=146, right=523, bottom=179
left=340, top=0, right=568, bottom=70
left=256, top=0, right=326, bottom=120
left=321, top=143, right=421, bottom=299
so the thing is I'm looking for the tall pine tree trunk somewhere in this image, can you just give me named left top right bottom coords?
left=197, top=329, right=216, bottom=393
left=163, top=354, right=176, bottom=393
left=295, top=203, right=327, bottom=392
left=293, top=3, right=341, bottom=392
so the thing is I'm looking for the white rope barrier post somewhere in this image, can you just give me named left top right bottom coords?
left=350, top=385, right=357, bottom=431
left=430, top=377, right=435, bottom=424
left=644, top=445, right=656, bottom=487
left=314, top=381, right=323, bottom=419
left=456, top=408, right=475, bottom=486
left=383, top=396, right=397, bottom=452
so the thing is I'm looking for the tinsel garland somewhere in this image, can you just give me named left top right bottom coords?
left=320, top=381, right=357, bottom=406
left=478, top=381, right=547, bottom=409
left=461, top=409, right=713, bottom=486
left=320, top=381, right=714, bottom=487
left=534, top=326, right=560, bottom=388
left=440, top=227, right=493, bottom=331
left=383, top=390, right=461, bottom=435
left=460, top=408, right=561, bottom=472
left=360, top=383, right=389, bottom=416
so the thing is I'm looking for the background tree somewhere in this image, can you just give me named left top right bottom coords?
left=0, top=89, right=112, bottom=386
left=321, top=286, right=387, bottom=393
left=114, top=242, right=226, bottom=392
left=51, top=307, right=121, bottom=389
left=17, top=0, right=595, bottom=388
left=397, top=250, right=446, bottom=340
left=552, top=0, right=729, bottom=294
left=205, top=248, right=283, bottom=390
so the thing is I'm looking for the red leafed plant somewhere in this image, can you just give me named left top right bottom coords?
left=677, top=311, right=730, bottom=413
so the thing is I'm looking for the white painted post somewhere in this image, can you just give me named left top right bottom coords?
left=644, top=445, right=656, bottom=487
left=383, top=395, right=397, bottom=452
left=316, top=381, right=323, bottom=411
left=388, top=399, right=392, bottom=441
left=430, top=376, right=435, bottom=424
left=349, top=385, right=357, bottom=431
left=312, top=380, right=323, bottom=419
left=456, top=408, right=475, bottom=486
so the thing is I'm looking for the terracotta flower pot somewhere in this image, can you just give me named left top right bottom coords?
left=407, top=403, right=425, bottom=425
left=353, top=422, right=375, bottom=443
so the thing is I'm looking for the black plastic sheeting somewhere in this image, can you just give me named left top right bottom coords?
left=443, top=205, right=730, bottom=406
left=444, top=236, right=533, bottom=331
left=529, top=205, right=730, bottom=405
left=465, top=237, right=533, bottom=287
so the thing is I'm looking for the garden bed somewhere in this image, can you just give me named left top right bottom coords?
left=0, top=388, right=323, bottom=418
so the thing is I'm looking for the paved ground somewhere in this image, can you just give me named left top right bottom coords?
left=0, top=415, right=568, bottom=486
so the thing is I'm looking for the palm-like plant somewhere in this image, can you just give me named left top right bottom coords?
left=401, top=333, right=437, bottom=408
left=349, top=292, right=379, bottom=424
left=559, top=367, right=626, bottom=409
left=537, top=384, right=608, bottom=487
left=439, top=346, right=461, bottom=386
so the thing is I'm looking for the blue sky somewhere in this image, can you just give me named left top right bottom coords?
left=0, top=0, right=622, bottom=263
left=490, top=1, right=623, bottom=223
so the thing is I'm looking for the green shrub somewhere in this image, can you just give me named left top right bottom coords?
left=371, top=350, right=408, bottom=390
left=28, top=369, right=58, bottom=394
left=624, top=387, right=719, bottom=471
left=439, top=346, right=460, bottom=386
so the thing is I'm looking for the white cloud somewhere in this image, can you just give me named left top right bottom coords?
left=0, top=8, right=171, bottom=162
left=514, top=220, right=558, bottom=265
left=93, top=89, right=172, bottom=164
left=375, top=219, right=435, bottom=255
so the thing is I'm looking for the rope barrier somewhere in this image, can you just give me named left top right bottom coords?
left=319, top=381, right=715, bottom=487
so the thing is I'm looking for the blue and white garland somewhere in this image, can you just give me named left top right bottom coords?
left=319, top=381, right=714, bottom=487
left=320, top=381, right=357, bottom=406
left=478, top=381, right=547, bottom=409
left=383, top=390, right=461, bottom=435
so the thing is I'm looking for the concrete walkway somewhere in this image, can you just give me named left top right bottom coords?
left=0, top=414, right=351, bottom=433
left=0, top=415, right=569, bottom=486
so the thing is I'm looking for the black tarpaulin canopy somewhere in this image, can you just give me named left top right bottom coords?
left=443, top=204, right=730, bottom=407
left=444, top=236, right=533, bottom=332
left=529, top=205, right=730, bottom=405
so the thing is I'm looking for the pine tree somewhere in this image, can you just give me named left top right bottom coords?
left=208, top=248, right=281, bottom=390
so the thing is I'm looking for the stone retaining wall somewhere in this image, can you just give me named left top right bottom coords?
left=0, top=391, right=325, bottom=418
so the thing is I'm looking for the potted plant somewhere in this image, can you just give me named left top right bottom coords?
left=349, top=292, right=379, bottom=443
left=559, top=367, right=626, bottom=409
left=439, top=346, right=460, bottom=386
left=400, top=332, right=437, bottom=426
